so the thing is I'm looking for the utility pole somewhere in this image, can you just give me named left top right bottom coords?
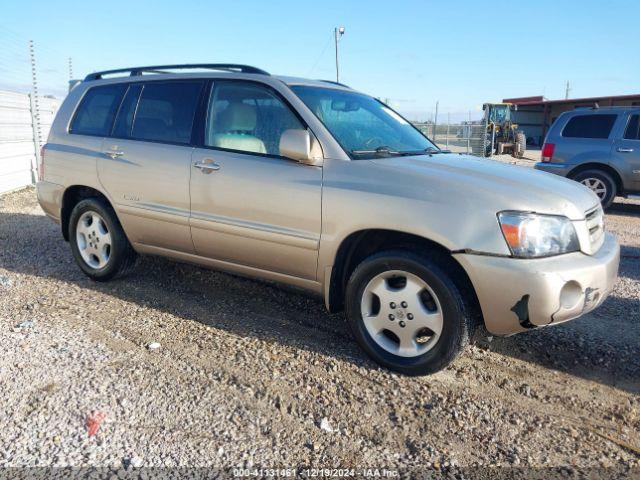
left=467, top=110, right=471, bottom=154
left=68, top=57, right=73, bottom=82
left=334, top=26, right=345, bottom=83
left=433, top=100, right=439, bottom=143
left=446, top=112, right=450, bottom=148
left=565, top=81, right=571, bottom=100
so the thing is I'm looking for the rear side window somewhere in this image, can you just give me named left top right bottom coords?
left=561, top=114, right=617, bottom=139
left=624, top=114, right=640, bottom=140
left=131, top=81, right=203, bottom=144
left=70, top=84, right=126, bottom=136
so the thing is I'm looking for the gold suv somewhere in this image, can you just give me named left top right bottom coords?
left=36, top=64, right=620, bottom=375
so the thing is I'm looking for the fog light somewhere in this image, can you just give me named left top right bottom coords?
left=559, top=281, right=582, bottom=310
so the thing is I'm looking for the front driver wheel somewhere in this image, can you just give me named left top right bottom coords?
left=345, top=250, right=474, bottom=375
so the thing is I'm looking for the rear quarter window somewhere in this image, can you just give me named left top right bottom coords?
left=624, top=114, right=640, bottom=140
left=70, top=84, right=126, bottom=136
left=561, top=114, right=617, bottom=139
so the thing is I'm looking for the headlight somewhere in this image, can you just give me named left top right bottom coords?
left=498, top=212, right=580, bottom=258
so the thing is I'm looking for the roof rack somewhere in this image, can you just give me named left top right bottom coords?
left=319, top=79, right=350, bottom=88
left=84, top=64, right=269, bottom=81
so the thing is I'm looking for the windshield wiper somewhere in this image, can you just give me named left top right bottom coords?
left=350, top=146, right=400, bottom=155
left=351, top=146, right=448, bottom=157
left=398, top=147, right=452, bottom=156
left=381, top=147, right=440, bottom=156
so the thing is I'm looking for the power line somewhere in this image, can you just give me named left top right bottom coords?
left=0, top=25, right=68, bottom=59
left=0, top=36, right=30, bottom=52
left=0, top=27, right=71, bottom=95
left=307, top=32, right=334, bottom=76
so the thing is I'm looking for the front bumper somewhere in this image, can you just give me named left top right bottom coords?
left=534, top=162, right=573, bottom=177
left=454, top=232, right=620, bottom=335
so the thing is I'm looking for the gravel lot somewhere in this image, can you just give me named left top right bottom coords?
left=0, top=180, right=638, bottom=478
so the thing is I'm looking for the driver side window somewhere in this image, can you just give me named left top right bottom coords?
left=205, top=82, right=304, bottom=156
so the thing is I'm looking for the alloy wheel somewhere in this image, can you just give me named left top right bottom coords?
left=76, top=211, right=112, bottom=269
left=360, top=270, right=443, bottom=358
left=580, top=177, right=608, bottom=200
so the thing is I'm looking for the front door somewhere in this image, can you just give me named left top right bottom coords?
left=97, top=80, right=204, bottom=253
left=189, top=80, right=322, bottom=280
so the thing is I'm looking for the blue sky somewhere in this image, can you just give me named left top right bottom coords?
left=1, top=0, right=638, bottom=121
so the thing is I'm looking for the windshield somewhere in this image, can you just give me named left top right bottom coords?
left=291, top=85, right=437, bottom=159
left=488, top=105, right=510, bottom=124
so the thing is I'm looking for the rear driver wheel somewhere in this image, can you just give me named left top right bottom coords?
left=572, top=169, right=616, bottom=209
left=69, top=198, right=137, bottom=281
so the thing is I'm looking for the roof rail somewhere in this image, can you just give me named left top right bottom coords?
left=84, top=64, right=270, bottom=81
left=319, top=79, right=350, bottom=88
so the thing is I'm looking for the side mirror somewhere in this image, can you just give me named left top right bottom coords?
left=279, top=129, right=323, bottom=166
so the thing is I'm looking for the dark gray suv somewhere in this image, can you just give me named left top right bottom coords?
left=535, top=107, right=640, bottom=208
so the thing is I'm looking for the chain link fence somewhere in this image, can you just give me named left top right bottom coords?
left=413, top=122, right=487, bottom=156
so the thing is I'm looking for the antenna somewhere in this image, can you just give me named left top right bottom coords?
left=565, top=81, right=571, bottom=100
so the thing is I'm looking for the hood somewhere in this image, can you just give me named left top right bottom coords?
left=369, top=153, right=599, bottom=219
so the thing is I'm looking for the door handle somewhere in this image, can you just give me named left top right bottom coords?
left=193, top=160, right=221, bottom=172
left=617, top=147, right=634, bottom=153
left=104, top=150, right=124, bottom=159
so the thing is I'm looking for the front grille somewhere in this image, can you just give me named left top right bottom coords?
left=585, top=206, right=605, bottom=253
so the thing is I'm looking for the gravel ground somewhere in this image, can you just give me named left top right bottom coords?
left=0, top=185, right=638, bottom=478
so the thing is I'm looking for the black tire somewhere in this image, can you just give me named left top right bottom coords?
left=68, top=197, right=137, bottom=281
left=483, top=134, right=493, bottom=157
left=571, top=169, right=617, bottom=209
left=345, top=250, right=476, bottom=376
left=485, top=143, right=493, bottom=157
left=515, top=132, right=526, bottom=159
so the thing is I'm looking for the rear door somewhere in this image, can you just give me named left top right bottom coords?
left=53, top=83, right=127, bottom=189
left=611, top=111, right=640, bottom=192
left=97, top=80, right=204, bottom=253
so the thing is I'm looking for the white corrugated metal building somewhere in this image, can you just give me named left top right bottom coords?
left=0, top=90, right=58, bottom=194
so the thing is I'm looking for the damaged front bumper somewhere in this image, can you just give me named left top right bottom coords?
left=454, top=232, right=620, bottom=336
